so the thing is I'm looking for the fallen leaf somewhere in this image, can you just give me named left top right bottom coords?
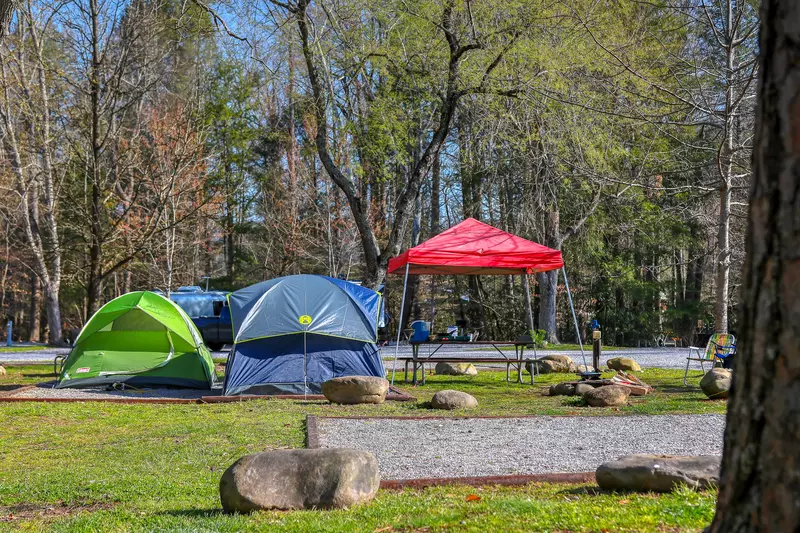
left=465, top=494, right=481, bottom=502
left=373, top=527, right=393, bottom=532
left=618, top=499, right=630, bottom=505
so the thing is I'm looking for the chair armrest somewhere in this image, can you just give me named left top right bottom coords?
left=687, top=346, right=702, bottom=358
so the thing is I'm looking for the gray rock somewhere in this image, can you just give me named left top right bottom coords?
left=549, top=382, right=576, bottom=396
left=596, top=454, right=720, bottom=492
left=542, top=354, right=576, bottom=369
left=575, top=364, right=591, bottom=373
left=219, top=448, right=380, bottom=512
left=430, top=390, right=478, bottom=410
left=435, top=362, right=478, bottom=376
left=321, top=376, right=389, bottom=404
left=583, top=385, right=630, bottom=407
left=526, top=354, right=576, bottom=374
left=0, top=365, right=6, bottom=376
left=700, top=368, right=732, bottom=399
left=607, top=357, right=642, bottom=372
left=574, top=382, right=595, bottom=396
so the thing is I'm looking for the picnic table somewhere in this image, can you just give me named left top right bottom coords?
left=399, top=340, right=537, bottom=386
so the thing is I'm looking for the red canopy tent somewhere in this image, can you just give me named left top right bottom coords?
left=387, top=218, right=586, bottom=383
left=388, top=218, right=564, bottom=275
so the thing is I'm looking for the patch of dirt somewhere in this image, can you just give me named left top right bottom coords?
left=0, top=384, right=30, bottom=396
left=0, top=500, right=116, bottom=522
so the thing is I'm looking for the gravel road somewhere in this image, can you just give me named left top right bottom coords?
left=316, top=414, right=725, bottom=479
left=2, top=342, right=687, bottom=369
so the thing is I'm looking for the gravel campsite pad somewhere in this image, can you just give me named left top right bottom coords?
left=8, top=383, right=218, bottom=400
left=316, top=414, right=725, bottom=480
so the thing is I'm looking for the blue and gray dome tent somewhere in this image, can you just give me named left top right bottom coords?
left=223, top=275, right=386, bottom=395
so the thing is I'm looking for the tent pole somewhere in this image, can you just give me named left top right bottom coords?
left=303, top=331, right=307, bottom=400
left=561, top=266, right=588, bottom=369
left=391, top=263, right=410, bottom=385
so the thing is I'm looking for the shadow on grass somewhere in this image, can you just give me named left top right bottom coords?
left=22, top=372, right=57, bottom=378
left=159, top=508, right=225, bottom=518
left=657, top=384, right=699, bottom=394
left=402, top=378, right=536, bottom=389
left=557, top=485, right=604, bottom=496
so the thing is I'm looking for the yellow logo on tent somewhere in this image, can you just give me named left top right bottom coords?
left=298, top=315, right=313, bottom=325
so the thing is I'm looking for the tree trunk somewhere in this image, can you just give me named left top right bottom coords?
left=86, top=0, right=103, bottom=317
left=537, top=269, right=559, bottom=343
left=714, top=180, right=731, bottom=332
left=400, top=192, right=422, bottom=330
left=430, top=153, right=440, bottom=235
left=707, top=0, right=800, bottom=529
left=28, top=274, right=40, bottom=342
left=44, top=282, right=62, bottom=345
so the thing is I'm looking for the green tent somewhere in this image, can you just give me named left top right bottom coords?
left=57, top=291, right=216, bottom=389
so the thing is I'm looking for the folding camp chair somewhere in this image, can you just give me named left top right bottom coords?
left=684, top=333, right=736, bottom=386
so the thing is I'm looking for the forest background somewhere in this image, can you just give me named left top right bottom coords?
left=0, top=0, right=758, bottom=346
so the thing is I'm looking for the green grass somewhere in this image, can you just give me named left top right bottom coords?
left=0, top=345, right=50, bottom=353
left=0, top=364, right=723, bottom=532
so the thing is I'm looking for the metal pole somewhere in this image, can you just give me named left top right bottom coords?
left=522, top=273, right=537, bottom=378
left=521, top=273, right=535, bottom=337
left=303, top=331, right=307, bottom=400
left=6, top=320, right=11, bottom=347
left=429, top=276, right=435, bottom=332
left=391, top=263, right=410, bottom=385
left=561, top=266, right=588, bottom=369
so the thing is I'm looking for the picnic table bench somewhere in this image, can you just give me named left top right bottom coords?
left=398, top=340, right=538, bottom=386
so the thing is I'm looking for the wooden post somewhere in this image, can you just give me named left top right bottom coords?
left=592, top=328, right=601, bottom=372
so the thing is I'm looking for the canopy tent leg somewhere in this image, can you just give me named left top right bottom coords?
left=429, top=275, right=436, bottom=332
left=561, top=266, right=588, bottom=369
left=522, top=273, right=538, bottom=378
left=521, top=273, right=535, bottom=336
left=391, top=263, right=410, bottom=385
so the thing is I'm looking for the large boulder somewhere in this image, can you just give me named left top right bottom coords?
left=549, top=382, right=576, bottom=396
left=700, top=368, right=732, bottom=399
left=596, top=454, right=720, bottom=492
left=220, top=448, right=380, bottom=512
left=526, top=355, right=576, bottom=374
left=435, top=362, right=478, bottom=376
left=321, top=376, right=389, bottom=404
left=574, top=382, right=596, bottom=396
left=430, top=390, right=478, bottom=410
left=607, top=357, right=642, bottom=372
left=583, top=385, right=630, bottom=407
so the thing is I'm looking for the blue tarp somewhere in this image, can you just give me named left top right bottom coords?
left=223, top=275, right=385, bottom=395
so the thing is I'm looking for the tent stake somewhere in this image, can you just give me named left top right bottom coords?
left=561, top=266, right=588, bottom=369
left=391, top=263, right=410, bottom=385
